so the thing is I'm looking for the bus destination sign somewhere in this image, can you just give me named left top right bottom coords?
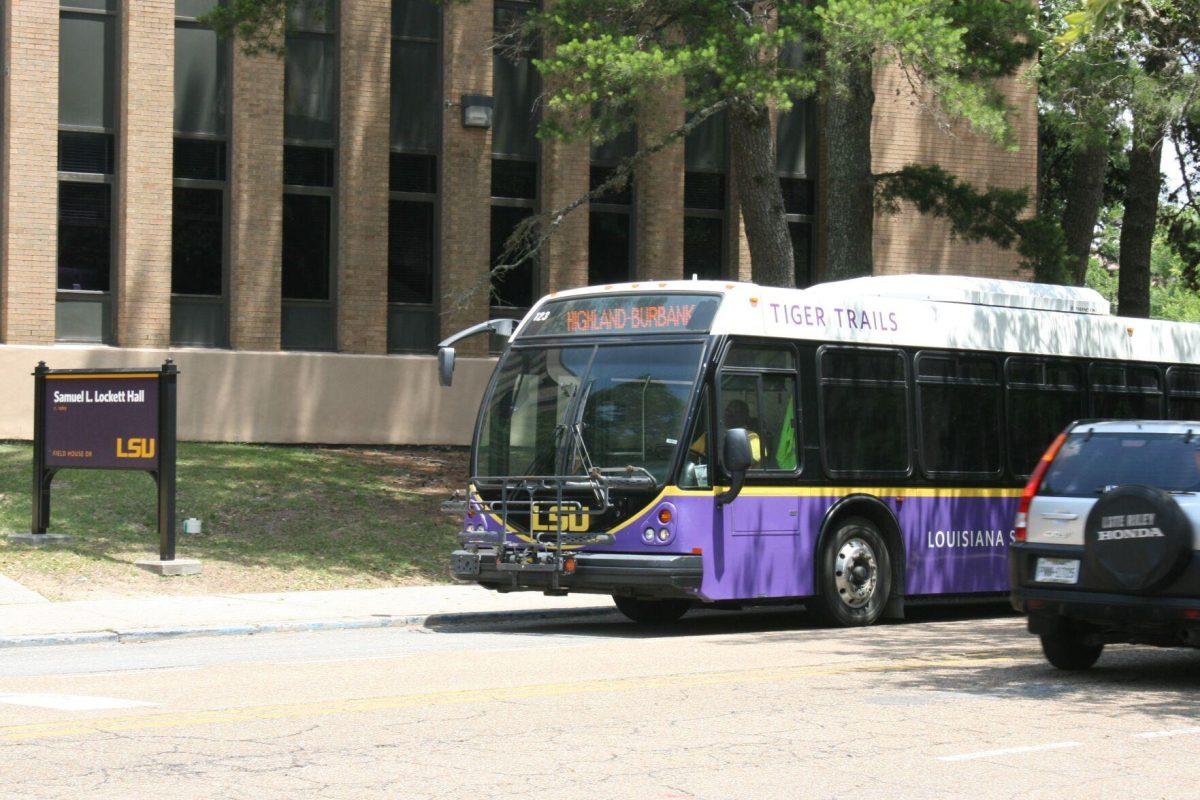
left=44, top=373, right=160, bottom=469
left=519, top=294, right=721, bottom=337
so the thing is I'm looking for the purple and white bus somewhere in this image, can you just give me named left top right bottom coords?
left=441, top=275, right=1200, bottom=625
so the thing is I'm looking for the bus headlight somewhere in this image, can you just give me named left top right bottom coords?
left=657, top=528, right=671, bottom=542
left=642, top=528, right=656, bottom=544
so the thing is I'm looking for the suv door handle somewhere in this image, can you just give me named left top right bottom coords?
left=1040, top=512, right=1079, bottom=521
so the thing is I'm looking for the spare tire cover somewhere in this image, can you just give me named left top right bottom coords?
left=1083, top=485, right=1192, bottom=594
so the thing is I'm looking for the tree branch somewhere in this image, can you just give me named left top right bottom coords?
left=453, top=97, right=734, bottom=312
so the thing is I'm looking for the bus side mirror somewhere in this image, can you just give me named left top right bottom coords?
left=438, top=347, right=456, bottom=387
left=716, top=428, right=752, bottom=506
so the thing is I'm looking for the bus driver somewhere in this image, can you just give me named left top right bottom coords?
left=691, top=398, right=762, bottom=467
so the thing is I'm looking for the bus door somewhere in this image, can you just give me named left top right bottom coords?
left=706, top=344, right=808, bottom=599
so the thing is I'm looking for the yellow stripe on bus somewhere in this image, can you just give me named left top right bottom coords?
left=468, top=484, right=1023, bottom=538
left=666, top=486, right=1024, bottom=499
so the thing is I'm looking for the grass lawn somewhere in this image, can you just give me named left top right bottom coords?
left=0, top=442, right=467, bottom=600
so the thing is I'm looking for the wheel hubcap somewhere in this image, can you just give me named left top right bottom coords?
left=834, top=537, right=878, bottom=609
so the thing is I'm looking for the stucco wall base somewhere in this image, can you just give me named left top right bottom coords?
left=0, top=346, right=496, bottom=446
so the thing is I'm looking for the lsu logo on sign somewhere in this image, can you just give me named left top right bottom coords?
left=530, top=504, right=590, bottom=533
left=116, top=437, right=156, bottom=459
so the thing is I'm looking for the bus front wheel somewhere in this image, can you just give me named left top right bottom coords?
left=810, top=517, right=892, bottom=627
left=612, top=595, right=690, bottom=625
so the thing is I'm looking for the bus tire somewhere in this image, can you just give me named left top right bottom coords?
left=1040, top=631, right=1103, bottom=671
left=810, top=517, right=892, bottom=627
left=612, top=595, right=690, bottom=625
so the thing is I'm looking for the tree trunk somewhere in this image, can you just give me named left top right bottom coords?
left=1060, top=140, right=1108, bottom=286
left=1117, top=109, right=1164, bottom=318
left=729, top=102, right=795, bottom=287
left=820, top=62, right=875, bottom=280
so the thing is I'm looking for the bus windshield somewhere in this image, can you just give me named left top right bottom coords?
left=475, top=342, right=706, bottom=484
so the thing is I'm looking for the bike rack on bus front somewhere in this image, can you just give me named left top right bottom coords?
left=465, top=474, right=615, bottom=593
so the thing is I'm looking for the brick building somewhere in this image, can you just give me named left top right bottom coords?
left=0, top=0, right=1037, bottom=445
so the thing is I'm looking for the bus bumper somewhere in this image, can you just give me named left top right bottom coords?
left=451, top=549, right=704, bottom=599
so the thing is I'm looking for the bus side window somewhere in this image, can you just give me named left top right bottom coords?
left=1006, top=357, right=1084, bottom=477
left=819, top=347, right=909, bottom=476
left=1090, top=363, right=1163, bottom=420
left=718, top=343, right=799, bottom=472
left=1168, top=367, right=1200, bottom=421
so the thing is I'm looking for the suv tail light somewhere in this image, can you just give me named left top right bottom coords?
left=1015, top=432, right=1068, bottom=542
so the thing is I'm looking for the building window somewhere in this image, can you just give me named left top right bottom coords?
left=490, top=0, right=539, bottom=324
left=589, top=127, right=635, bottom=285
left=172, top=0, right=229, bottom=348
left=777, top=37, right=816, bottom=287
left=684, top=105, right=727, bottom=280
left=57, top=0, right=117, bottom=343
left=281, top=0, right=337, bottom=351
left=388, top=0, right=441, bottom=353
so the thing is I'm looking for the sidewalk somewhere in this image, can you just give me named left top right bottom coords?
left=0, top=583, right=615, bottom=648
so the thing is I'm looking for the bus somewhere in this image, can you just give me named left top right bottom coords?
left=440, top=275, right=1200, bottom=626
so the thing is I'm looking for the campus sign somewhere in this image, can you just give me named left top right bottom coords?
left=45, top=374, right=160, bottom=469
left=31, top=361, right=180, bottom=560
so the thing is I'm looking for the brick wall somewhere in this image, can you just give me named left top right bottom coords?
left=115, top=0, right=173, bottom=348
left=228, top=43, right=284, bottom=351
left=438, top=0, right=493, bottom=356
left=871, top=60, right=1038, bottom=280
left=1, top=0, right=58, bottom=344
left=336, top=0, right=390, bottom=354
left=0, top=6, right=1041, bottom=363
left=634, top=81, right=685, bottom=281
left=539, top=96, right=590, bottom=293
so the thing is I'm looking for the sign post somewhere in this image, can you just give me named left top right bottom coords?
left=22, top=360, right=196, bottom=573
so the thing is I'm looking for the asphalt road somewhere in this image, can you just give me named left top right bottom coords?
left=2, top=604, right=1199, bottom=799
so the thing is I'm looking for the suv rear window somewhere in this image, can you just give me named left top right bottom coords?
left=1041, top=432, right=1200, bottom=497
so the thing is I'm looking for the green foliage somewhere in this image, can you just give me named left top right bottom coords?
left=1086, top=212, right=1200, bottom=321
left=876, top=165, right=1069, bottom=283
left=1055, top=0, right=1124, bottom=47
left=0, top=443, right=465, bottom=598
left=203, top=0, right=289, bottom=54
left=1167, top=210, right=1200, bottom=289
left=533, top=0, right=1038, bottom=148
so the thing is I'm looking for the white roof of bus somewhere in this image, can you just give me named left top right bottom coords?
left=529, top=275, right=1200, bottom=365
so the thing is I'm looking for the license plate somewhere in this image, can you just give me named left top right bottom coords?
left=1034, top=557, right=1080, bottom=584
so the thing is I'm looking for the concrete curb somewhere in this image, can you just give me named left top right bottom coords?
left=0, top=605, right=618, bottom=649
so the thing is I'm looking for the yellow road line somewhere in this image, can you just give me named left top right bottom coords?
left=0, top=650, right=1028, bottom=743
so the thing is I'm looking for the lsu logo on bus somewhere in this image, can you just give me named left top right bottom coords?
left=530, top=504, right=590, bottom=533
left=116, top=437, right=156, bottom=459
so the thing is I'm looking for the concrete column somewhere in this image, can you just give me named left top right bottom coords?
left=438, top=0, right=493, bottom=355
left=1, top=0, right=58, bottom=344
left=228, top=43, right=284, bottom=351
left=336, top=0, right=390, bottom=354
left=634, top=81, right=685, bottom=281
left=115, top=0, right=174, bottom=347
